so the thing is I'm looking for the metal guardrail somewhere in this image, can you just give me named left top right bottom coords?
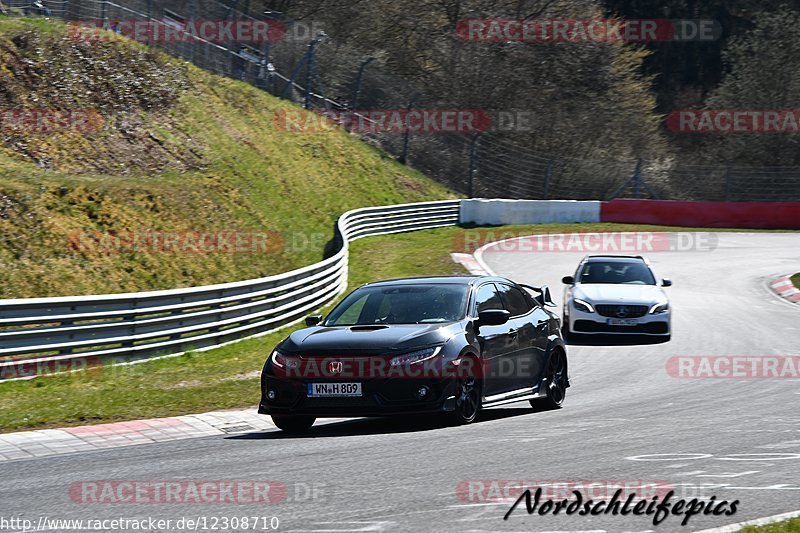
left=0, top=200, right=461, bottom=376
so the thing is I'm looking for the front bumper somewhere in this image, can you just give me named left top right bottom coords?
left=567, top=303, right=671, bottom=335
left=259, top=374, right=459, bottom=417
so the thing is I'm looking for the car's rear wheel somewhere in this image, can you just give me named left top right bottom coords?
left=271, top=415, right=315, bottom=433
left=531, top=349, right=567, bottom=410
left=447, top=359, right=482, bottom=425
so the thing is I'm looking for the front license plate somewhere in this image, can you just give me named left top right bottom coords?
left=607, top=318, right=639, bottom=326
left=307, top=382, right=362, bottom=397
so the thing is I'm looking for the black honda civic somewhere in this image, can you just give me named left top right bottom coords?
left=259, top=276, right=569, bottom=432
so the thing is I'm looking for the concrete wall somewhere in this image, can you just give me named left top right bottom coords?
left=460, top=199, right=601, bottom=226
left=601, top=199, right=800, bottom=229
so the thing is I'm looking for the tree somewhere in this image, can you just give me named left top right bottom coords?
left=702, top=9, right=800, bottom=166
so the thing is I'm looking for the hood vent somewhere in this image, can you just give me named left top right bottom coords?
left=348, top=325, right=390, bottom=331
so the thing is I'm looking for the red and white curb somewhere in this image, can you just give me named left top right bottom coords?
left=770, top=274, right=800, bottom=304
left=450, top=253, right=489, bottom=275
left=0, top=409, right=343, bottom=461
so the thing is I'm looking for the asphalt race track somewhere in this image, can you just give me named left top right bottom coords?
left=1, top=232, right=799, bottom=532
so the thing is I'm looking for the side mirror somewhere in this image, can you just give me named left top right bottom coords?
left=661, top=279, right=672, bottom=287
left=537, top=286, right=557, bottom=308
left=305, top=315, right=322, bottom=326
left=477, top=309, right=511, bottom=327
left=562, top=276, right=575, bottom=285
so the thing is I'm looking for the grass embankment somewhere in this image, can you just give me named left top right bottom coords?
left=743, top=518, right=800, bottom=532
left=0, top=17, right=453, bottom=299
left=3, top=222, right=797, bottom=433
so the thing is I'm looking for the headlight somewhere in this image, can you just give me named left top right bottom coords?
left=649, top=302, right=670, bottom=314
left=572, top=298, right=595, bottom=313
left=389, top=346, right=441, bottom=367
left=271, top=349, right=300, bottom=369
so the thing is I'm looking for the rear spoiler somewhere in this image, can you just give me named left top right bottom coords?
left=520, top=284, right=557, bottom=308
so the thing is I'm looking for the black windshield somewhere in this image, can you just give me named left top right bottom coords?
left=324, top=284, right=470, bottom=325
left=579, top=261, right=656, bottom=285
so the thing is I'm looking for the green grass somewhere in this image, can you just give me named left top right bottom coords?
left=791, top=273, right=800, bottom=289
left=0, top=18, right=454, bottom=299
left=742, top=518, right=800, bottom=532
left=2, top=222, right=796, bottom=433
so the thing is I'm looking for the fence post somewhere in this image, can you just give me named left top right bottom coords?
left=399, top=93, right=420, bottom=165
left=606, top=158, right=641, bottom=200
left=226, top=0, right=238, bottom=73
left=261, top=11, right=283, bottom=91
left=633, top=158, right=643, bottom=199
left=189, top=0, right=198, bottom=63
left=351, top=57, right=375, bottom=109
left=724, top=166, right=732, bottom=201
left=304, top=32, right=326, bottom=109
left=543, top=159, right=553, bottom=199
left=467, top=133, right=482, bottom=198
left=304, top=42, right=316, bottom=109
left=280, top=54, right=309, bottom=99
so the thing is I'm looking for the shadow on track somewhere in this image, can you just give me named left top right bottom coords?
left=565, top=333, right=670, bottom=346
left=227, top=408, right=539, bottom=440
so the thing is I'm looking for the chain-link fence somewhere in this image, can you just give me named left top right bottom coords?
left=3, top=0, right=800, bottom=202
left=465, top=137, right=800, bottom=201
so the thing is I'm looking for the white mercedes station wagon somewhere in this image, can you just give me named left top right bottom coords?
left=561, top=255, right=672, bottom=338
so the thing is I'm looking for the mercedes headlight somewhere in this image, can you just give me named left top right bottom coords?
left=649, top=302, right=670, bottom=314
left=573, top=298, right=595, bottom=313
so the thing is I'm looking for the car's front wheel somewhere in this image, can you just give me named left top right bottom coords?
left=531, top=349, right=567, bottom=410
left=271, top=415, right=315, bottom=433
left=447, top=359, right=482, bottom=425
